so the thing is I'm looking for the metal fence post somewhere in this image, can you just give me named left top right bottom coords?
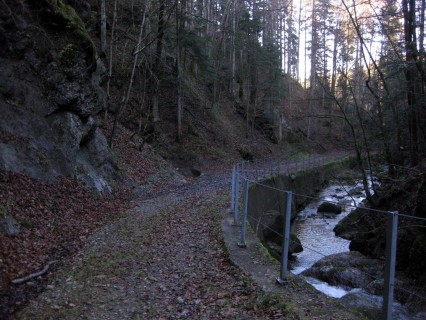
left=238, top=179, right=249, bottom=248
left=277, top=191, right=292, bottom=284
left=233, top=172, right=240, bottom=225
left=383, top=211, right=398, bottom=320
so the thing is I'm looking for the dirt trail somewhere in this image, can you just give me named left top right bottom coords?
left=15, top=165, right=359, bottom=319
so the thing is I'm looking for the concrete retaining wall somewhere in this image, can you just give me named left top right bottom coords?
left=247, top=158, right=355, bottom=242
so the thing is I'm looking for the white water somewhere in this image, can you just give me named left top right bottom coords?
left=291, top=180, right=368, bottom=297
left=290, top=180, right=424, bottom=319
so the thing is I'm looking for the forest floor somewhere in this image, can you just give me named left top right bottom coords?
left=9, top=159, right=362, bottom=320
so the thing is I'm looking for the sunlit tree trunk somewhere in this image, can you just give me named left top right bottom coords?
left=330, top=22, right=339, bottom=111
left=307, top=0, right=318, bottom=140
left=287, top=0, right=293, bottom=75
left=402, top=0, right=420, bottom=165
left=296, top=0, right=302, bottom=81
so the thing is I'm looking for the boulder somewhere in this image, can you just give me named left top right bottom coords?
left=302, top=251, right=383, bottom=289
left=289, top=233, right=303, bottom=254
left=0, top=9, right=116, bottom=192
left=262, top=212, right=303, bottom=256
left=333, top=207, right=378, bottom=241
left=340, top=289, right=409, bottom=320
left=0, top=215, right=20, bottom=235
left=265, top=233, right=303, bottom=258
left=190, top=168, right=202, bottom=177
left=317, top=201, right=342, bottom=214
left=348, top=186, right=364, bottom=196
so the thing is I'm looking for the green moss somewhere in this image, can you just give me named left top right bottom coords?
left=1, top=201, right=33, bottom=229
left=0, top=203, right=11, bottom=218
left=59, top=43, right=77, bottom=66
left=238, top=147, right=254, bottom=161
left=45, top=0, right=97, bottom=62
left=59, top=43, right=78, bottom=77
left=17, top=217, right=33, bottom=229
left=256, top=292, right=303, bottom=319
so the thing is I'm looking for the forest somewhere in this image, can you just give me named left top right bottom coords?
left=0, top=0, right=425, bottom=318
left=98, top=0, right=425, bottom=166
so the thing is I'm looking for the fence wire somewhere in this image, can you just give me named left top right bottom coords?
left=231, top=156, right=426, bottom=317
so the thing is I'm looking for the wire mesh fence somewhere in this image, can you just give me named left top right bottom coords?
left=230, top=156, right=426, bottom=320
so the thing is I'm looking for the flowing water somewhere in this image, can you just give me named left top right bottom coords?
left=291, top=180, right=368, bottom=298
left=290, top=180, right=425, bottom=319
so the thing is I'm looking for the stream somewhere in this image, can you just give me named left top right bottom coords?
left=291, top=179, right=368, bottom=298
left=290, top=179, right=426, bottom=319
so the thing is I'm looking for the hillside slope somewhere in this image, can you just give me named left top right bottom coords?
left=0, top=0, right=116, bottom=192
left=0, top=1, right=348, bottom=317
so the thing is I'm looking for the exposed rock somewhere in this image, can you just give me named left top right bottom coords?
left=262, top=212, right=303, bottom=256
left=348, top=186, right=364, bottom=196
left=333, top=206, right=383, bottom=247
left=83, top=128, right=109, bottom=167
left=340, top=289, right=409, bottom=320
left=302, top=251, right=383, bottom=289
left=190, top=168, right=202, bottom=177
left=0, top=215, right=20, bottom=235
left=237, top=147, right=253, bottom=161
left=0, top=0, right=116, bottom=192
left=317, top=201, right=342, bottom=214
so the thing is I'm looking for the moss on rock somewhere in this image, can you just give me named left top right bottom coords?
left=42, top=0, right=97, bottom=63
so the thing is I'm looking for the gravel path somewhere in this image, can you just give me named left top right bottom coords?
left=15, top=160, right=359, bottom=319
left=16, top=172, right=270, bottom=319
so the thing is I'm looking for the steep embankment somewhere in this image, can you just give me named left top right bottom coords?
left=0, top=0, right=115, bottom=192
left=0, top=1, right=352, bottom=318
left=14, top=168, right=359, bottom=320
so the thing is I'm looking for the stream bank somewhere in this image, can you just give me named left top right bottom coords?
left=246, top=161, right=426, bottom=319
left=292, top=180, right=425, bottom=319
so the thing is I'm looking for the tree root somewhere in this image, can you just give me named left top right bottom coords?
left=11, top=260, right=58, bottom=284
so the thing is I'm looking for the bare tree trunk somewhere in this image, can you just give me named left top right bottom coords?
left=332, top=95, right=374, bottom=204
left=109, top=5, right=147, bottom=147
left=421, top=0, right=425, bottom=54
left=287, top=0, right=293, bottom=75
left=104, top=0, right=117, bottom=120
left=296, top=0, right=302, bottom=81
left=402, top=0, right=420, bottom=165
left=231, top=0, right=236, bottom=96
left=350, top=85, right=377, bottom=195
left=176, top=0, right=185, bottom=142
left=100, top=0, right=107, bottom=56
left=342, top=0, right=393, bottom=162
left=330, top=22, right=338, bottom=108
left=152, top=0, right=166, bottom=123
left=138, top=65, right=148, bottom=135
left=304, top=14, right=307, bottom=89
left=307, top=0, right=318, bottom=139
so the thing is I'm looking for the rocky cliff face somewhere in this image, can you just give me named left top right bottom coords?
left=0, top=0, right=116, bottom=192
